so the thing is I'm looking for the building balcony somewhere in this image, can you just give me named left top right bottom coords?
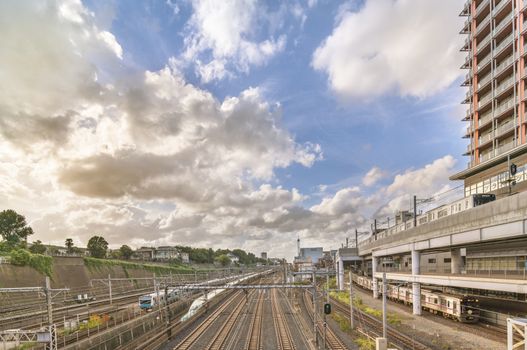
left=494, top=75, right=515, bottom=98
left=477, top=53, right=491, bottom=70
left=476, top=14, right=491, bottom=35
left=480, top=150, right=495, bottom=162
left=493, top=0, right=512, bottom=16
left=461, top=37, right=471, bottom=51
left=495, top=97, right=517, bottom=118
left=477, top=72, right=492, bottom=89
left=476, top=0, right=490, bottom=16
left=463, top=142, right=475, bottom=155
left=460, top=1, right=470, bottom=16
left=494, top=54, right=515, bottom=78
left=463, top=106, right=474, bottom=121
left=479, top=110, right=493, bottom=126
left=496, top=121, right=515, bottom=137
left=478, top=93, right=492, bottom=109
left=497, top=140, right=516, bottom=155
left=478, top=132, right=494, bottom=147
left=477, top=32, right=492, bottom=52
left=493, top=13, right=513, bottom=37
left=494, top=34, right=514, bottom=58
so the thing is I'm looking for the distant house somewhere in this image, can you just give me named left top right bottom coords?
left=135, top=247, right=155, bottom=261
left=260, top=252, right=267, bottom=260
left=179, top=252, right=190, bottom=264
left=155, top=246, right=179, bottom=260
left=227, top=253, right=240, bottom=263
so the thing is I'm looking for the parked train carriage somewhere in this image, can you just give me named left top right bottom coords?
left=351, top=274, right=479, bottom=323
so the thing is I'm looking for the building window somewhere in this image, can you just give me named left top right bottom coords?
left=428, top=258, right=437, bottom=264
left=444, top=258, right=451, bottom=263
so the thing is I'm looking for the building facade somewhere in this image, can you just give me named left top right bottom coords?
left=452, top=0, right=527, bottom=196
left=299, top=247, right=324, bottom=264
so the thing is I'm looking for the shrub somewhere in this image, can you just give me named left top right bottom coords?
left=9, top=249, right=53, bottom=276
left=355, top=337, right=375, bottom=350
left=9, top=248, right=31, bottom=266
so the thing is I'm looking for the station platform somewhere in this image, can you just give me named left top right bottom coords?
left=374, top=272, right=527, bottom=294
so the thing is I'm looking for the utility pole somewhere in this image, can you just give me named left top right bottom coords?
left=382, top=272, right=387, bottom=339
left=349, top=270, right=354, bottom=330
left=45, top=276, right=53, bottom=326
left=108, top=274, right=112, bottom=305
left=312, top=271, right=318, bottom=346
left=355, top=229, right=358, bottom=248
left=413, top=195, right=417, bottom=227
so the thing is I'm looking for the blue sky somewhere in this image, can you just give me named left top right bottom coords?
left=84, top=0, right=466, bottom=197
left=0, top=0, right=468, bottom=259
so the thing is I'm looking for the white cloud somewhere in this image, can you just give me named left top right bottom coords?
left=362, top=166, right=386, bottom=187
left=182, top=0, right=287, bottom=82
left=312, top=0, right=465, bottom=99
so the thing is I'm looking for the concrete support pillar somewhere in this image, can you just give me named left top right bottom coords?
left=451, top=248, right=463, bottom=274
left=411, top=249, right=421, bottom=315
left=375, top=338, right=387, bottom=350
left=338, top=258, right=344, bottom=290
left=372, top=256, right=379, bottom=299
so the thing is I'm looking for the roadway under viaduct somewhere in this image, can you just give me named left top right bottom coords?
left=355, top=190, right=527, bottom=315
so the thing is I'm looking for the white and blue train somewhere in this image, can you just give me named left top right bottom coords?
left=138, top=288, right=181, bottom=310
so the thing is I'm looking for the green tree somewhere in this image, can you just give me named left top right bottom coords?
left=0, top=210, right=34, bottom=249
left=87, top=236, right=108, bottom=258
left=65, top=238, right=74, bottom=253
left=215, top=254, right=231, bottom=267
left=119, top=245, right=133, bottom=259
left=29, top=240, right=47, bottom=254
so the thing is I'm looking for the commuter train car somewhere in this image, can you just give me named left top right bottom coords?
left=352, top=274, right=480, bottom=323
left=139, top=288, right=181, bottom=310
left=368, top=194, right=496, bottom=244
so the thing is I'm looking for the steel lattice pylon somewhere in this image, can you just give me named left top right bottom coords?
left=508, top=318, right=527, bottom=350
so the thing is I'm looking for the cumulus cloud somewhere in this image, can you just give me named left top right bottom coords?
left=312, top=0, right=464, bottom=99
left=181, top=0, right=287, bottom=82
left=0, top=0, right=461, bottom=260
left=362, top=166, right=386, bottom=187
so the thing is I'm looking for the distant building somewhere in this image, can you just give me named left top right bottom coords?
left=135, top=247, right=155, bottom=261
left=179, top=252, right=190, bottom=264
left=155, top=246, right=178, bottom=260
left=260, top=252, right=267, bottom=260
left=227, top=253, right=240, bottom=263
left=299, top=247, right=324, bottom=264
left=451, top=1, right=527, bottom=198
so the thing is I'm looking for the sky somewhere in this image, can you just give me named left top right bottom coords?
left=0, top=0, right=469, bottom=261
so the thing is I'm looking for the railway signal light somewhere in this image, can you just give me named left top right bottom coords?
left=324, top=303, right=331, bottom=314
left=510, top=163, right=517, bottom=176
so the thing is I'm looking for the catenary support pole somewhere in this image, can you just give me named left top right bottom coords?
left=382, top=272, right=387, bottom=339
left=45, top=276, right=53, bottom=326
left=108, top=274, right=112, bottom=305
left=312, top=271, right=318, bottom=346
left=413, top=195, right=417, bottom=227
left=349, top=270, right=354, bottom=330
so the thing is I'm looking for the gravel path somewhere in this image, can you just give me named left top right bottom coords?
left=352, top=284, right=505, bottom=350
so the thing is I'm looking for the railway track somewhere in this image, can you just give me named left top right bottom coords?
left=245, top=290, right=264, bottom=350
left=330, top=296, right=431, bottom=350
left=174, top=291, right=244, bottom=350
left=302, top=291, right=348, bottom=350
left=272, top=289, right=297, bottom=350
left=206, top=291, right=250, bottom=350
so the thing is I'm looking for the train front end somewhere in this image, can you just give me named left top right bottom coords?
left=460, top=296, right=480, bottom=323
left=139, top=295, right=153, bottom=310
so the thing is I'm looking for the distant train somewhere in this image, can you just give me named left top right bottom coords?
left=352, top=274, right=480, bottom=323
left=139, top=288, right=181, bottom=310
left=368, top=194, right=496, bottom=244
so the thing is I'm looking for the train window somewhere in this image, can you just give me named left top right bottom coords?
left=453, top=301, right=457, bottom=309
left=447, top=301, right=450, bottom=308
left=434, top=298, right=438, bottom=304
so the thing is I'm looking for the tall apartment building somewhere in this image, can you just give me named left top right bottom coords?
left=450, top=0, right=527, bottom=197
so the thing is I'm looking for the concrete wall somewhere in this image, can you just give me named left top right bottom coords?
left=0, top=257, right=159, bottom=289
left=360, top=191, right=527, bottom=256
